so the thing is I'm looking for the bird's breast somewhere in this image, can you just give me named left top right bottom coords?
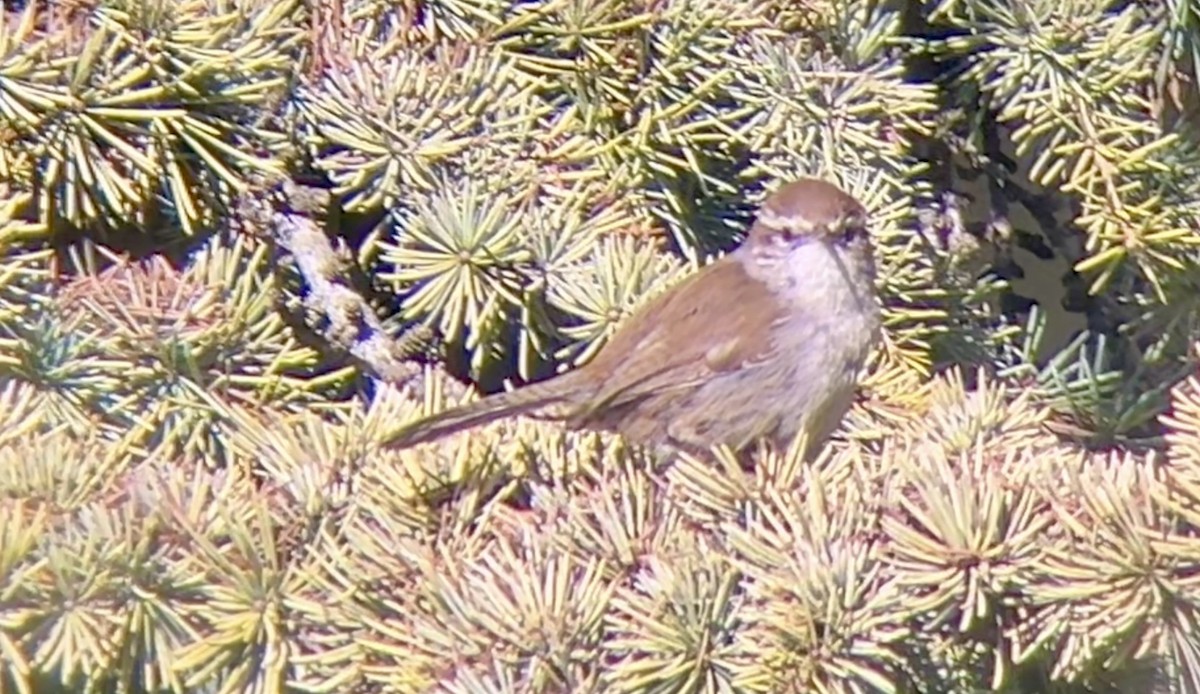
left=749, top=241, right=880, bottom=343
left=626, top=241, right=881, bottom=455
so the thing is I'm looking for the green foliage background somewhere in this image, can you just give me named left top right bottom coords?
left=1, top=0, right=1199, bottom=691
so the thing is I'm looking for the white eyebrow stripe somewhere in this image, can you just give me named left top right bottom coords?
left=756, top=208, right=820, bottom=232
left=756, top=208, right=860, bottom=235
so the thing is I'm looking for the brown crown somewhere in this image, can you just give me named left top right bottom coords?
left=751, top=178, right=867, bottom=240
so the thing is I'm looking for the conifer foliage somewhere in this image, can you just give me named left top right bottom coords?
left=1, top=0, right=1199, bottom=691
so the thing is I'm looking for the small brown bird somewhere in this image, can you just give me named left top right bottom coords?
left=384, top=178, right=881, bottom=458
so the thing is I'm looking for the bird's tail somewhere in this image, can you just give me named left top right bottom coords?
left=381, top=378, right=574, bottom=449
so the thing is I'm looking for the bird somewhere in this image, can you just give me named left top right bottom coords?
left=383, top=177, right=881, bottom=459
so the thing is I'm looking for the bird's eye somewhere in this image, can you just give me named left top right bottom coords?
left=831, top=213, right=866, bottom=241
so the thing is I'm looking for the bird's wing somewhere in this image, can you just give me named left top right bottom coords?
left=568, top=257, right=785, bottom=425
